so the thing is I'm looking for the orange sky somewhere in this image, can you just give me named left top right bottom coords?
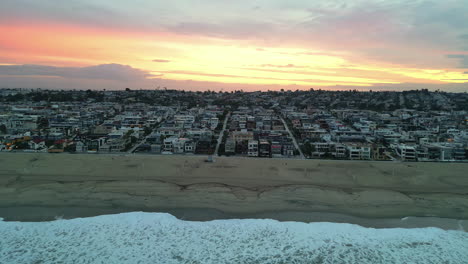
left=1, top=1, right=467, bottom=91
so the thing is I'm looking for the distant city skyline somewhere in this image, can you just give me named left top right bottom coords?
left=1, top=0, right=468, bottom=92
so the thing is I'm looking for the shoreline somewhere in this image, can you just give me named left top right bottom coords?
left=1, top=153, right=467, bottom=228
left=1, top=206, right=467, bottom=231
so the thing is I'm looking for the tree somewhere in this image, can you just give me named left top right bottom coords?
left=64, top=144, right=76, bottom=153
left=37, top=117, right=49, bottom=129
left=303, top=142, right=315, bottom=157
left=16, top=141, right=30, bottom=149
left=144, top=126, right=153, bottom=136
left=55, top=143, right=63, bottom=149
left=124, top=130, right=133, bottom=139
left=323, top=151, right=333, bottom=159
left=0, top=124, right=7, bottom=134
left=6, top=93, right=24, bottom=102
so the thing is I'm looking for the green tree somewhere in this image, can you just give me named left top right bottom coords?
left=64, top=144, right=76, bottom=153
left=16, top=141, right=30, bottom=149
left=144, top=126, right=153, bottom=136
left=37, top=117, right=49, bottom=129
left=0, top=124, right=7, bottom=134
left=124, top=130, right=133, bottom=139
left=6, top=93, right=24, bottom=102
left=303, top=142, right=315, bottom=157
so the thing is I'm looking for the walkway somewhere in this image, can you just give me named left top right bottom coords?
left=280, top=117, right=305, bottom=159
left=214, top=112, right=231, bottom=156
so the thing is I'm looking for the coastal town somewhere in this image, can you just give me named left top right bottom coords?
left=0, top=88, right=467, bottom=162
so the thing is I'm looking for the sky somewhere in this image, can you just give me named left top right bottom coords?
left=1, top=0, right=468, bottom=92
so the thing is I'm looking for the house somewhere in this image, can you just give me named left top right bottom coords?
left=345, top=143, right=371, bottom=160
left=334, top=143, right=347, bottom=158
left=75, top=141, right=86, bottom=152
left=225, top=138, right=236, bottom=153
left=231, top=131, right=254, bottom=143
left=248, top=139, right=258, bottom=157
left=173, top=138, right=188, bottom=154
left=282, top=142, right=294, bottom=156
left=86, top=137, right=106, bottom=151
left=150, top=144, right=162, bottom=154
left=291, top=119, right=301, bottom=128
left=195, top=140, right=213, bottom=154
left=100, top=138, right=125, bottom=152
left=209, top=117, right=219, bottom=130
left=395, top=144, right=416, bottom=161
left=421, top=143, right=466, bottom=161
left=185, top=129, right=213, bottom=141
left=93, top=125, right=113, bottom=135
left=271, top=141, right=282, bottom=157
left=184, top=140, right=196, bottom=153
left=259, top=139, right=270, bottom=157
left=8, top=115, right=37, bottom=133
left=372, top=145, right=388, bottom=160
left=28, top=140, right=46, bottom=151
left=314, top=142, right=331, bottom=153
left=163, top=137, right=177, bottom=153
left=174, top=114, right=195, bottom=127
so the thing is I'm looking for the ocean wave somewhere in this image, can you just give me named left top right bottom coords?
left=0, top=212, right=467, bottom=264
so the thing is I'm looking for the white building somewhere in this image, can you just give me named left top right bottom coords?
left=346, top=144, right=371, bottom=160
left=248, top=139, right=258, bottom=157
left=395, top=144, right=416, bottom=161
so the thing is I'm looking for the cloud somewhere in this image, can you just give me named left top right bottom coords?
left=299, top=51, right=342, bottom=57
left=1, top=63, right=467, bottom=92
left=446, top=54, right=467, bottom=58
left=2, top=0, right=468, bottom=83
left=160, top=69, right=389, bottom=85
left=290, top=1, right=468, bottom=68
left=152, top=59, right=171, bottom=63
left=0, top=63, right=153, bottom=81
left=241, top=67, right=332, bottom=76
left=166, top=21, right=276, bottom=40
left=446, top=54, right=468, bottom=68
left=259, top=64, right=306, bottom=68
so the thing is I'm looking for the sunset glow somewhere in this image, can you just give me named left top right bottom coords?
left=1, top=1, right=467, bottom=91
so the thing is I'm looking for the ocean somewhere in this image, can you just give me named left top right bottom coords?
left=0, top=212, right=467, bottom=264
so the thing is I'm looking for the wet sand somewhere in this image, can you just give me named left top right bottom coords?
left=0, top=153, right=467, bottom=229
left=1, top=206, right=467, bottom=231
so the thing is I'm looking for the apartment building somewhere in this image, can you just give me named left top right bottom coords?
left=346, top=143, right=371, bottom=160
left=248, top=139, right=259, bottom=157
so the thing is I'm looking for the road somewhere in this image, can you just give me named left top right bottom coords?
left=280, top=117, right=305, bottom=159
left=214, top=112, right=230, bottom=156
left=128, top=131, right=153, bottom=154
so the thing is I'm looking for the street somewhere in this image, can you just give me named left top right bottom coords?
left=280, top=117, right=305, bottom=159
left=214, top=112, right=231, bottom=156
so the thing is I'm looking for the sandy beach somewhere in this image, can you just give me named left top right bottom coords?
left=1, top=153, right=467, bottom=229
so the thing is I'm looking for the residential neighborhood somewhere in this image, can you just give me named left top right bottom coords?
left=1, top=88, right=467, bottom=162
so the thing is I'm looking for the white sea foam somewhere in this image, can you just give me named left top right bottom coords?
left=0, top=212, right=467, bottom=264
